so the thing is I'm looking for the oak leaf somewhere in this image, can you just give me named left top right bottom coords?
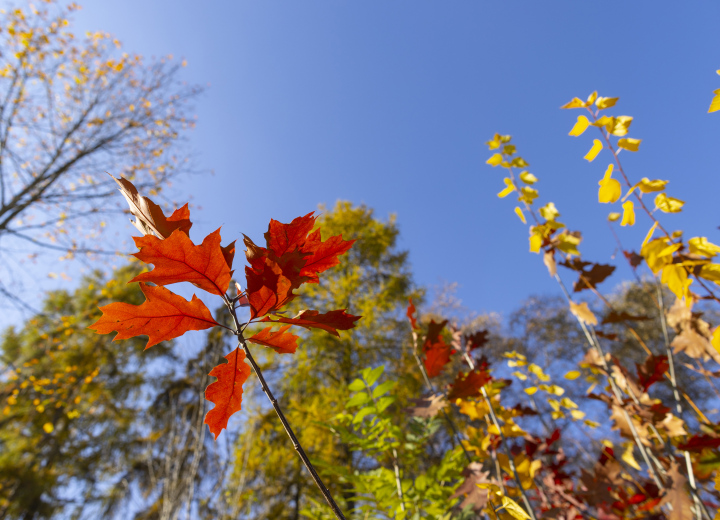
left=110, top=173, right=192, bottom=239
left=636, top=355, right=668, bottom=392
left=246, top=325, right=299, bottom=354
left=264, top=212, right=316, bottom=257
left=677, top=434, right=720, bottom=453
left=299, top=230, right=355, bottom=283
left=204, top=347, right=252, bottom=440
left=88, top=283, right=219, bottom=349
left=450, top=463, right=490, bottom=512
left=131, top=228, right=232, bottom=296
left=261, top=309, right=361, bottom=337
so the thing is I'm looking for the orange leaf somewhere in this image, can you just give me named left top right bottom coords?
left=265, top=212, right=316, bottom=256
left=423, top=319, right=452, bottom=378
left=110, top=173, right=192, bottom=238
left=261, top=309, right=361, bottom=336
left=246, top=325, right=299, bottom=354
left=204, top=347, right=252, bottom=440
left=299, top=230, right=355, bottom=283
left=131, top=228, right=232, bottom=296
left=88, top=283, right=218, bottom=349
left=447, top=366, right=492, bottom=400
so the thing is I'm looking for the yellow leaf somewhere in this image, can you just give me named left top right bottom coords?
left=539, top=202, right=560, bottom=221
left=502, top=496, right=530, bottom=520
left=519, top=186, right=539, bottom=204
left=608, top=212, right=621, bottom=222
left=486, top=137, right=501, bottom=150
left=584, top=139, right=603, bottom=162
left=529, top=232, right=542, bottom=253
left=569, top=301, right=598, bottom=326
left=586, top=91, right=598, bottom=105
left=561, top=97, right=587, bottom=109
left=564, top=371, right=581, bottom=380
left=598, top=165, right=621, bottom=203
left=487, top=153, right=503, bottom=166
left=524, top=386, right=538, bottom=395
left=519, top=171, right=538, bottom=184
left=621, top=443, right=642, bottom=471
left=689, top=237, right=720, bottom=258
left=661, top=264, right=693, bottom=302
left=621, top=200, right=635, bottom=226
left=568, top=115, right=590, bottom=136
left=498, top=178, right=515, bottom=198
left=636, top=178, right=668, bottom=193
left=617, top=138, right=641, bottom=152
left=712, top=326, right=720, bottom=354
left=642, top=222, right=659, bottom=248
left=654, top=193, right=685, bottom=213
left=699, top=264, right=720, bottom=283
left=43, top=422, right=54, bottom=433
left=511, top=157, right=529, bottom=168
left=596, top=96, right=619, bottom=110
left=514, top=207, right=526, bottom=224
left=556, top=231, right=582, bottom=256
left=503, top=144, right=516, bottom=155
left=642, top=238, right=673, bottom=274
left=570, top=409, right=586, bottom=420
left=529, top=364, right=550, bottom=382
left=709, top=90, right=720, bottom=113
left=610, top=116, right=633, bottom=136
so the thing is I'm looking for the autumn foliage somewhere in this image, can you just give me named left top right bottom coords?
left=89, top=174, right=360, bottom=440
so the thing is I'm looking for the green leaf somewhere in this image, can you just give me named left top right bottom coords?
left=352, top=406, right=376, bottom=424
left=376, top=395, right=396, bottom=413
left=372, top=380, right=396, bottom=399
left=346, top=392, right=370, bottom=408
left=365, top=365, right=385, bottom=387
left=348, top=378, right=365, bottom=392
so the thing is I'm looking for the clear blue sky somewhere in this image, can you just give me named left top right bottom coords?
left=60, top=1, right=720, bottom=318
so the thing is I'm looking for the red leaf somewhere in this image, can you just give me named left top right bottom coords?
left=261, top=309, right=361, bottom=336
left=131, top=228, right=232, bottom=296
left=221, top=240, right=236, bottom=271
left=447, top=367, right=492, bottom=400
left=299, top=230, right=354, bottom=283
left=204, top=347, right=252, bottom=440
left=423, top=320, right=452, bottom=378
left=110, top=173, right=192, bottom=239
left=246, top=325, right=299, bottom=354
left=636, top=354, right=668, bottom=392
left=265, top=212, right=316, bottom=257
left=677, top=434, right=720, bottom=452
left=88, top=283, right=219, bottom=349
left=407, top=298, right=418, bottom=329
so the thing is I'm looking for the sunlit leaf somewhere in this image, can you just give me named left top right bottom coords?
left=621, top=200, right=635, bottom=226
left=598, top=165, right=621, bottom=203
left=584, top=139, right=603, bottom=162
left=514, top=207, right=526, bottom=224
left=595, top=96, right=619, bottom=109
left=497, top=178, right=515, bottom=198
left=617, top=138, right=641, bottom=152
left=568, top=115, right=590, bottom=136
left=689, top=237, right=720, bottom=258
left=487, top=153, right=503, bottom=166
left=655, top=193, right=685, bottom=213
left=519, top=171, right=538, bottom=184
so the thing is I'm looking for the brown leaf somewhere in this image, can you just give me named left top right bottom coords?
left=405, top=393, right=447, bottom=418
left=447, top=366, right=492, bottom=400
left=544, top=249, right=557, bottom=276
left=109, top=173, right=192, bottom=239
left=623, top=250, right=643, bottom=269
left=662, top=460, right=694, bottom=520
left=574, top=263, right=616, bottom=292
left=261, top=309, right=361, bottom=337
left=601, top=311, right=651, bottom=325
left=569, top=301, right=598, bottom=326
left=450, top=462, right=490, bottom=512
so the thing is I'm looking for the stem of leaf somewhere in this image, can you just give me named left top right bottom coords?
left=222, top=296, right=347, bottom=520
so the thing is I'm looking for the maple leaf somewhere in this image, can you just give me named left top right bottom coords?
left=635, top=354, right=668, bottom=392
left=299, top=230, right=355, bottom=283
left=246, top=325, right=299, bottom=354
left=131, top=228, right=232, bottom=296
left=204, top=347, right=252, bottom=440
left=88, top=283, right=219, bottom=349
left=405, top=393, right=447, bottom=418
left=465, top=330, right=489, bottom=351
left=447, top=367, right=492, bottom=400
left=406, top=298, right=418, bottom=329
left=560, top=259, right=616, bottom=292
left=110, top=173, right=192, bottom=239
left=261, top=309, right=361, bottom=337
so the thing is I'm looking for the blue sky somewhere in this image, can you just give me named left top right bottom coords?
left=42, top=1, right=720, bottom=319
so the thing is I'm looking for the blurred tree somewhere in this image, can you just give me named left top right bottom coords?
left=221, top=201, right=421, bottom=519
left=0, top=1, right=200, bottom=307
left=0, top=263, right=178, bottom=519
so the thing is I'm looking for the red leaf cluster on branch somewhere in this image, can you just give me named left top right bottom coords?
left=89, top=175, right=361, bottom=439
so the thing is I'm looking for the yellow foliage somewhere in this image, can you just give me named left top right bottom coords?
left=620, top=200, right=635, bottom=226
left=584, top=139, right=603, bottom=162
